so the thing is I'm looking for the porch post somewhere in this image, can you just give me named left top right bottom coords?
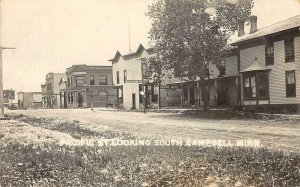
left=215, top=79, right=218, bottom=107
left=74, top=91, right=77, bottom=108
left=166, top=86, right=169, bottom=107
left=158, top=83, right=161, bottom=110
left=255, top=72, right=259, bottom=105
left=117, top=88, right=119, bottom=109
left=197, top=81, right=200, bottom=108
left=149, top=85, right=152, bottom=108
left=84, top=89, right=87, bottom=108
left=181, top=83, right=184, bottom=108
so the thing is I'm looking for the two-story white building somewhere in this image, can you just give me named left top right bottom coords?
left=233, top=15, right=300, bottom=112
left=109, top=44, right=157, bottom=110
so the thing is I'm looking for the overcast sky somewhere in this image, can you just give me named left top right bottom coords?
left=1, top=0, right=300, bottom=92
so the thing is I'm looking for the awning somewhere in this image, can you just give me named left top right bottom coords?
left=240, top=61, right=271, bottom=73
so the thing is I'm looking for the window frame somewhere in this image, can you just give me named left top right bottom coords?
left=67, top=77, right=70, bottom=87
left=286, top=70, right=296, bottom=98
left=256, top=72, right=269, bottom=99
left=116, top=71, right=120, bottom=84
left=99, top=75, right=107, bottom=85
left=124, top=70, right=127, bottom=83
left=76, top=76, right=84, bottom=86
left=265, top=40, right=274, bottom=66
left=90, top=75, right=95, bottom=85
left=218, top=61, right=226, bottom=77
left=243, top=71, right=269, bottom=100
left=284, top=37, right=295, bottom=63
left=243, top=74, right=256, bottom=99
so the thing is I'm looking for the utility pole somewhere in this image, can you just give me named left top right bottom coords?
left=1, top=0, right=16, bottom=118
left=0, top=47, right=15, bottom=118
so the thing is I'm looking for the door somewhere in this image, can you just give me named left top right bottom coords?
left=132, top=94, right=136, bottom=110
left=99, top=91, right=108, bottom=107
left=64, top=92, right=68, bottom=108
left=217, top=80, right=228, bottom=106
left=78, top=92, right=83, bottom=107
left=190, top=84, right=195, bottom=105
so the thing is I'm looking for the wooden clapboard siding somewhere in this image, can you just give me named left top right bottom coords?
left=239, top=36, right=300, bottom=105
left=269, top=36, right=300, bottom=104
left=239, top=45, right=265, bottom=103
left=240, top=45, right=265, bottom=71
left=226, top=55, right=239, bottom=77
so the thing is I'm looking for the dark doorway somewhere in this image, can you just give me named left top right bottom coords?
left=64, top=92, right=67, bottom=108
left=99, top=91, right=108, bottom=107
left=217, top=83, right=227, bottom=106
left=132, top=93, right=136, bottom=110
left=190, top=84, right=195, bottom=105
left=78, top=92, right=83, bottom=107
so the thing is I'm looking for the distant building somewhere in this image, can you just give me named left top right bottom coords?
left=41, top=72, right=66, bottom=109
left=17, top=92, right=42, bottom=109
left=62, top=64, right=116, bottom=108
left=3, top=89, right=16, bottom=107
left=58, top=78, right=67, bottom=108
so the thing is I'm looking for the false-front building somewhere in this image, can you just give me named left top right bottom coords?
left=61, top=65, right=116, bottom=108
left=41, top=72, right=66, bottom=109
left=110, top=45, right=157, bottom=110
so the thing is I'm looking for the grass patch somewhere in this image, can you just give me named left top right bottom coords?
left=2, top=113, right=300, bottom=186
left=182, top=110, right=300, bottom=122
left=0, top=143, right=299, bottom=186
left=6, top=113, right=133, bottom=140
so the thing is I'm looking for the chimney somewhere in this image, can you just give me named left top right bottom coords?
left=238, top=20, right=245, bottom=37
left=250, top=15, right=258, bottom=33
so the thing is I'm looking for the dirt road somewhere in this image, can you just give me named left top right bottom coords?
left=7, top=108, right=300, bottom=151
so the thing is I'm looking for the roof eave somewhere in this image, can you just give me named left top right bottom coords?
left=240, top=69, right=271, bottom=73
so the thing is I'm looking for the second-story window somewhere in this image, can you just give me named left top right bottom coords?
left=265, top=40, right=274, bottom=65
left=116, top=71, right=120, bottom=84
left=47, top=83, right=52, bottom=91
left=218, top=61, right=226, bottom=77
left=124, top=70, right=127, bottom=82
left=76, top=76, right=84, bottom=86
left=285, top=37, right=295, bottom=63
left=99, top=75, right=107, bottom=85
left=67, top=77, right=70, bottom=87
left=90, top=75, right=95, bottom=85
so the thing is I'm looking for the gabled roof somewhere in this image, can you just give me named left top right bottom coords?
left=111, top=51, right=122, bottom=62
left=233, top=15, right=300, bottom=45
left=109, top=44, right=155, bottom=63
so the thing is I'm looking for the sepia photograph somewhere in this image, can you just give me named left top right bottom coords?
left=0, top=0, right=300, bottom=186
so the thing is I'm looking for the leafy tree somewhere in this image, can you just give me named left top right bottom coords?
left=147, top=0, right=253, bottom=110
